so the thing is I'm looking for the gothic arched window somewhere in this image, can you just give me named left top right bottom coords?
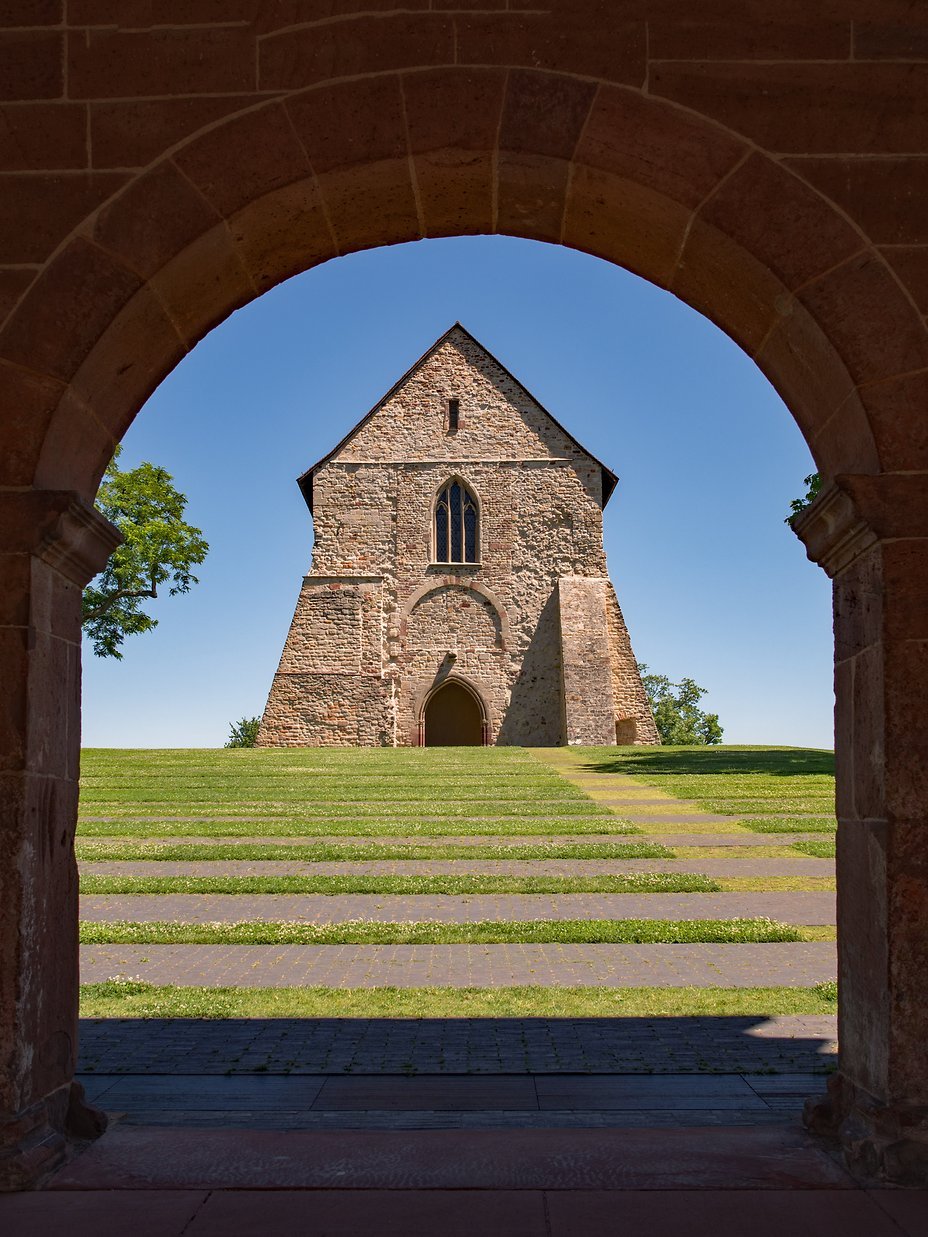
left=435, top=480, right=478, bottom=564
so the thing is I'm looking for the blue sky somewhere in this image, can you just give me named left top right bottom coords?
left=82, top=236, right=833, bottom=749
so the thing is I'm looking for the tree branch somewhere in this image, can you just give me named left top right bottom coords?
left=84, top=582, right=157, bottom=621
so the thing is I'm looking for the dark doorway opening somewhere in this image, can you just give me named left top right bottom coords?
left=424, top=680, right=485, bottom=746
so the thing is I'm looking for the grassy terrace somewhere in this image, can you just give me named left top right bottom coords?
left=793, top=840, right=837, bottom=859
left=77, top=817, right=640, bottom=837
left=564, top=745, right=837, bottom=836
left=78, top=747, right=637, bottom=836
left=78, top=745, right=837, bottom=1020
left=80, top=918, right=836, bottom=945
left=80, top=872, right=725, bottom=895
left=75, top=840, right=674, bottom=862
left=80, top=981, right=840, bottom=1020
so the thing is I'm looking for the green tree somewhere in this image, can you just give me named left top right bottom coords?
left=786, top=471, right=822, bottom=523
left=82, top=448, right=208, bottom=659
left=226, top=717, right=261, bottom=748
left=638, top=664, right=723, bottom=746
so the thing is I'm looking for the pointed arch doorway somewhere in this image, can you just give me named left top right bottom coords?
left=422, top=679, right=488, bottom=746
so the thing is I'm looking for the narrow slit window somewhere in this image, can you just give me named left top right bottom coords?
left=435, top=480, right=478, bottom=563
left=448, top=398, right=459, bottom=432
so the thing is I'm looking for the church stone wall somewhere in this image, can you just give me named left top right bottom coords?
left=557, top=577, right=619, bottom=746
left=257, top=327, right=658, bottom=748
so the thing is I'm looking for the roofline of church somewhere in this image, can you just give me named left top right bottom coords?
left=296, top=323, right=619, bottom=513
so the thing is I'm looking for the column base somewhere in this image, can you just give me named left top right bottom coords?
left=0, top=1082, right=107, bottom=1191
left=805, top=1073, right=928, bottom=1185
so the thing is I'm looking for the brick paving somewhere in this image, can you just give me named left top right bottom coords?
left=79, top=941, right=836, bottom=988
left=80, top=891, right=836, bottom=924
left=76, top=1016, right=838, bottom=1076
left=78, top=857, right=832, bottom=877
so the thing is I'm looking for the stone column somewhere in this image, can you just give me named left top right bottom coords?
left=0, top=491, right=120, bottom=1191
left=794, top=475, right=928, bottom=1184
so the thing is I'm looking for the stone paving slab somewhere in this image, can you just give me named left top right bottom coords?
left=83, top=1071, right=764, bottom=1108
left=11, top=1186, right=926, bottom=1237
left=83, top=1108, right=798, bottom=1130
left=73, top=1072, right=826, bottom=1130
left=46, top=1124, right=858, bottom=1192
left=79, top=941, right=837, bottom=988
left=80, top=890, right=836, bottom=924
left=76, top=1014, right=839, bottom=1075
left=77, top=857, right=833, bottom=877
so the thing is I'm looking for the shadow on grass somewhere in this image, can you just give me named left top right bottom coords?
left=582, top=748, right=835, bottom=779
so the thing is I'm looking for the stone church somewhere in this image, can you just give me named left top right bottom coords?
left=258, top=325, right=658, bottom=748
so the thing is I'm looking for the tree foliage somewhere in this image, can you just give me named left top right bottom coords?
left=82, top=448, right=208, bottom=659
left=638, top=664, right=723, bottom=746
left=226, top=717, right=261, bottom=748
left=786, top=471, right=822, bottom=523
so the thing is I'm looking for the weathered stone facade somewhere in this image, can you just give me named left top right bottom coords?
left=258, top=325, right=658, bottom=747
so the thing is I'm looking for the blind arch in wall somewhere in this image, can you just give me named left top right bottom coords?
left=435, top=480, right=478, bottom=564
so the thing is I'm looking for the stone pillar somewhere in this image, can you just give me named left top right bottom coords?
left=794, top=476, right=928, bottom=1184
left=0, top=491, right=119, bottom=1191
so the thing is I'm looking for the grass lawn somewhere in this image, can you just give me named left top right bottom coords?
left=78, top=980, right=839, bottom=1020
left=738, top=818, right=836, bottom=834
left=792, top=840, right=837, bottom=859
left=77, top=746, right=837, bottom=1031
left=78, top=748, right=628, bottom=839
left=75, top=840, right=674, bottom=862
left=714, top=876, right=834, bottom=892
left=562, top=746, right=836, bottom=831
left=77, top=816, right=641, bottom=837
left=79, top=872, right=722, bottom=895
left=673, top=845, right=823, bottom=859
left=79, top=917, right=835, bottom=946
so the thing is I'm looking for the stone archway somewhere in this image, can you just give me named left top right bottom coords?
left=422, top=679, right=488, bottom=747
left=1, top=6, right=927, bottom=1186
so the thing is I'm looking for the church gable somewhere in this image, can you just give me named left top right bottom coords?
left=299, top=325, right=616, bottom=509
left=260, top=324, right=658, bottom=751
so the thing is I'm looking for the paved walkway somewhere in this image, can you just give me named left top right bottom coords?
left=77, top=1015, right=838, bottom=1075
left=78, top=857, right=832, bottom=877
left=81, top=890, right=836, bottom=924
left=73, top=1072, right=824, bottom=1130
left=79, top=941, right=837, bottom=987
left=38, top=1124, right=870, bottom=1192
left=7, top=1180, right=926, bottom=1237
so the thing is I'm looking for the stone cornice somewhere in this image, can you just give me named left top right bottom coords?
left=792, top=474, right=928, bottom=577
left=0, top=490, right=121, bottom=586
left=791, top=481, right=877, bottom=578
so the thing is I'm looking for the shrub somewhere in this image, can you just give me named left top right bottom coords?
left=225, top=717, right=261, bottom=748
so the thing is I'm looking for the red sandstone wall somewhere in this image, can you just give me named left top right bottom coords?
left=2, top=4, right=928, bottom=495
